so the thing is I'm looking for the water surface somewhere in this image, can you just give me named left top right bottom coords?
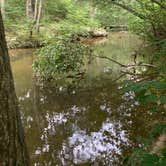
left=10, top=32, right=162, bottom=165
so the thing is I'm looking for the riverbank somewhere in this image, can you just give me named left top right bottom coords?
left=6, top=27, right=109, bottom=49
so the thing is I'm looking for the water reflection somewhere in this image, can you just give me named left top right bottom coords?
left=60, top=119, right=129, bottom=165
left=10, top=33, right=164, bottom=165
left=17, top=82, right=156, bottom=165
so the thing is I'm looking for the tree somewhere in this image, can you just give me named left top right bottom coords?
left=27, top=0, right=44, bottom=36
left=93, top=0, right=166, bottom=40
left=0, top=0, right=5, bottom=18
left=0, top=11, right=29, bottom=165
left=35, top=0, right=43, bottom=33
left=26, top=0, right=35, bottom=19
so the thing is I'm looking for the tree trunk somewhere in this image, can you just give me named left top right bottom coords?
left=0, top=0, right=5, bottom=19
left=0, top=11, right=29, bottom=165
left=26, top=0, right=35, bottom=19
left=34, top=0, right=38, bottom=20
left=35, top=0, right=43, bottom=33
left=89, top=1, right=97, bottom=18
left=28, top=0, right=43, bottom=36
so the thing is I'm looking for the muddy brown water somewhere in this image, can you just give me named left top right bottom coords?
left=9, top=32, right=163, bottom=165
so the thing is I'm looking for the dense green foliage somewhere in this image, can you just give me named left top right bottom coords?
left=113, top=1, right=166, bottom=164
left=93, top=0, right=130, bottom=27
left=128, top=1, right=166, bottom=41
left=4, top=0, right=100, bottom=37
left=126, top=148, right=166, bottom=166
left=122, top=80, right=166, bottom=106
left=124, top=122, right=166, bottom=166
left=33, top=36, right=92, bottom=80
left=5, top=0, right=25, bottom=21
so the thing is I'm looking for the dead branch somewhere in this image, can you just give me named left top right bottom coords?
left=120, top=71, right=144, bottom=76
left=95, top=55, right=127, bottom=67
left=95, top=55, right=156, bottom=68
left=126, top=63, right=156, bottom=68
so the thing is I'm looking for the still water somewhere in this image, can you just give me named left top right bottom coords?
left=10, top=32, right=160, bottom=165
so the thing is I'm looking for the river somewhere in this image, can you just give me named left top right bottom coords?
left=10, top=32, right=161, bottom=165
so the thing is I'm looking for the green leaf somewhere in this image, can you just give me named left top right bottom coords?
left=151, top=81, right=166, bottom=90
left=138, top=95, right=158, bottom=104
left=141, top=153, right=159, bottom=166
left=149, top=105, right=160, bottom=112
left=159, top=96, right=166, bottom=104
left=162, top=148, right=166, bottom=158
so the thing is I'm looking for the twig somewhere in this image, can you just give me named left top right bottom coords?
left=121, top=71, right=159, bottom=82
left=112, top=73, right=126, bottom=82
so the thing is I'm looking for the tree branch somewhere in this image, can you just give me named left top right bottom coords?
left=95, top=55, right=156, bottom=68
left=126, top=63, right=156, bottom=68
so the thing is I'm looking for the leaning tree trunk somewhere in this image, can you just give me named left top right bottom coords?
left=0, top=11, right=29, bottom=165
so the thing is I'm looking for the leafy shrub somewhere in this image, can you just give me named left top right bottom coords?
left=122, top=39, right=166, bottom=110
left=126, top=148, right=166, bottom=166
left=125, top=123, right=166, bottom=166
left=122, top=52, right=166, bottom=166
left=122, top=80, right=166, bottom=107
left=5, top=0, right=25, bottom=21
left=33, top=35, right=93, bottom=80
left=44, top=0, right=73, bottom=22
left=128, top=1, right=166, bottom=41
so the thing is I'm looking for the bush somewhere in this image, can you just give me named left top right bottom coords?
left=125, top=123, right=166, bottom=166
left=33, top=35, right=93, bottom=80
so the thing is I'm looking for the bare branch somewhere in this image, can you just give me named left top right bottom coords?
left=126, top=63, right=156, bottom=68
left=95, top=55, right=156, bottom=68
left=120, top=71, right=144, bottom=76
left=95, top=55, right=127, bottom=67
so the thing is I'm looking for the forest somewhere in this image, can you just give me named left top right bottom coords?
left=0, top=0, right=166, bottom=165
